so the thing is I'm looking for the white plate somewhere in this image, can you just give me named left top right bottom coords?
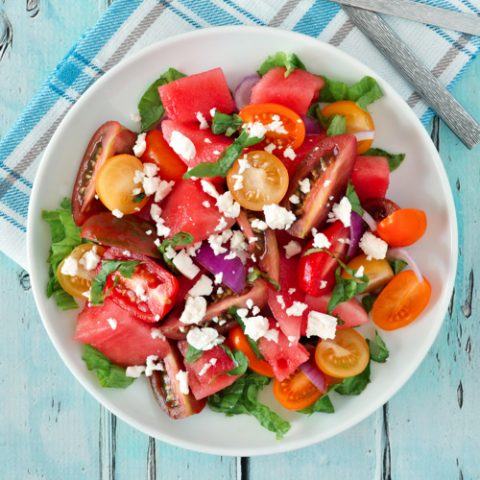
left=27, top=26, right=457, bottom=456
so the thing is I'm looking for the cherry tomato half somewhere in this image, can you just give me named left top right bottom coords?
left=321, top=101, right=374, bottom=154
left=227, top=150, right=289, bottom=211
left=228, top=327, right=274, bottom=377
left=343, top=254, right=394, bottom=293
left=239, top=103, right=306, bottom=150
left=315, top=328, right=370, bottom=378
left=273, top=369, right=323, bottom=410
left=376, top=208, right=427, bottom=247
left=372, top=270, right=431, bottom=331
left=141, top=130, right=187, bottom=181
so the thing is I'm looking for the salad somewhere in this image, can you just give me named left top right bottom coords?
left=43, top=52, right=431, bottom=439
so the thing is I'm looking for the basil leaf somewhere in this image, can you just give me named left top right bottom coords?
left=326, top=114, right=347, bottom=136
left=320, top=75, right=383, bottom=110
left=184, top=130, right=263, bottom=179
left=257, top=52, right=306, bottom=77
left=133, top=192, right=146, bottom=203
left=208, top=372, right=290, bottom=439
left=90, top=260, right=140, bottom=306
left=346, top=181, right=364, bottom=215
left=82, top=345, right=135, bottom=388
left=42, top=198, right=82, bottom=310
left=138, top=68, right=186, bottom=132
left=158, top=231, right=194, bottom=268
left=211, top=111, right=243, bottom=137
left=361, top=294, right=377, bottom=313
left=390, top=258, right=408, bottom=275
left=367, top=331, right=389, bottom=363
left=363, top=147, right=406, bottom=172
left=328, top=266, right=369, bottom=314
left=185, top=345, right=204, bottom=364
left=247, top=267, right=280, bottom=291
left=224, top=347, right=249, bottom=376
left=334, top=362, right=371, bottom=395
left=298, top=394, right=335, bottom=415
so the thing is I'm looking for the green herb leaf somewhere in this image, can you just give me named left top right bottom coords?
left=138, top=68, right=186, bottom=132
left=363, top=147, right=406, bottom=172
left=224, top=348, right=249, bottom=376
left=82, top=345, right=135, bottom=388
left=211, top=111, right=243, bottom=136
left=90, top=260, right=140, bottom=306
left=334, top=362, right=371, bottom=395
left=185, top=345, right=204, bottom=364
left=132, top=192, right=146, bottom=203
left=320, top=75, right=383, bottom=110
left=247, top=267, right=280, bottom=291
left=298, top=394, right=335, bottom=415
left=361, top=294, right=377, bottom=313
left=208, top=372, right=291, bottom=439
left=157, top=231, right=194, bottom=268
left=390, top=258, right=408, bottom=275
left=184, top=130, right=263, bottom=179
left=346, top=181, right=364, bottom=215
left=328, top=266, right=369, bottom=314
left=257, top=52, right=306, bottom=77
left=42, top=198, right=82, bottom=310
left=367, top=331, right=389, bottom=363
left=326, top=114, right=347, bottom=136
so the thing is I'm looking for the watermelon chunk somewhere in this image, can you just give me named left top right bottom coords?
left=178, top=341, right=240, bottom=400
left=161, top=179, right=234, bottom=242
left=159, top=67, right=236, bottom=123
left=74, top=298, right=170, bottom=366
left=251, top=67, right=324, bottom=115
left=258, top=323, right=310, bottom=381
left=162, top=119, right=232, bottom=168
left=351, top=156, right=390, bottom=202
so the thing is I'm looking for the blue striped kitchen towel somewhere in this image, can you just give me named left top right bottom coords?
left=0, top=0, right=479, bottom=270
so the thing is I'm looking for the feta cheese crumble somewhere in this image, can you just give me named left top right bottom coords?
left=306, top=311, right=337, bottom=340
left=359, top=231, right=388, bottom=260
left=286, top=301, right=308, bottom=317
left=313, top=232, right=331, bottom=249
left=199, top=358, right=218, bottom=376
left=263, top=329, right=279, bottom=343
left=284, top=240, right=302, bottom=259
left=231, top=174, right=244, bottom=191
left=196, top=111, right=209, bottom=130
left=263, top=204, right=296, bottom=230
left=145, top=355, right=164, bottom=376
left=60, top=257, right=78, bottom=276
left=215, top=216, right=228, bottom=232
left=175, top=370, right=189, bottom=394
left=214, top=272, right=223, bottom=284
left=151, top=328, right=166, bottom=340
left=250, top=218, right=267, bottom=231
left=202, top=200, right=211, bottom=208
left=237, top=157, right=251, bottom=174
left=79, top=246, right=100, bottom=271
left=172, top=250, right=200, bottom=279
left=243, top=315, right=269, bottom=341
left=126, top=366, right=145, bottom=378
left=216, top=191, right=240, bottom=218
left=133, top=132, right=147, bottom=157
left=283, top=146, right=296, bottom=160
left=243, top=121, right=267, bottom=138
left=188, top=275, right=214, bottom=297
left=168, top=130, right=196, bottom=162
left=330, top=196, right=352, bottom=227
left=180, top=296, right=207, bottom=325
left=112, top=209, right=124, bottom=219
left=264, top=143, right=276, bottom=154
left=355, top=265, right=365, bottom=278
left=106, top=318, right=117, bottom=330
left=289, top=194, right=300, bottom=205
left=276, top=295, right=286, bottom=310
left=186, top=326, right=224, bottom=350
left=299, top=178, right=311, bottom=194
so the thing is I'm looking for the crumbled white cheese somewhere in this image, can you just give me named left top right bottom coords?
left=264, top=143, right=276, bottom=154
left=112, top=209, right=124, bottom=218
left=151, top=328, right=166, bottom=340
left=172, top=250, right=200, bottom=279
left=143, top=176, right=161, bottom=196
left=216, top=191, right=240, bottom=218
left=133, top=133, right=147, bottom=157
left=243, top=315, right=269, bottom=341
left=313, top=232, right=331, bottom=249
left=180, top=296, right=207, bottom=325
left=61, top=256, right=78, bottom=276
left=106, top=318, right=117, bottom=330
left=154, top=180, right=174, bottom=203
left=320, top=280, right=328, bottom=289
left=175, top=370, right=189, bottom=394
left=216, top=287, right=224, bottom=295
left=355, top=265, right=365, bottom=278
left=238, top=157, right=251, bottom=174
left=243, top=121, right=267, bottom=138
left=150, top=203, right=171, bottom=238
left=215, top=216, right=228, bottom=232
left=230, top=230, right=248, bottom=259
left=246, top=298, right=254, bottom=309
left=188, top=274, right=214, bottom=297
left=186, top=242, right=201, bottom=257
left=231, top=174, right=244, bottom=191
left=284, top=240, right=302, bottom=259
left=126, top=366, right=145, bottom=378
left=263, top=329, right=279, bottom=343
left=286, top=301, right=308, bottom=317
left=199, top=358, right=218, bottom=376
left=145, top=355, right=164, bottom=376
left=201, top=179, right=219, bottom=198
left=263, top=204, right=296, bottom=230
left=276, top=295, right=286, bottom=310
left=289, top=194, right=300, bottom=205
left=359, top=231, right=388, bottom=260
left=209, top=107, right=217, bottom=117
left=299, top=178, right=311, bottom=194
left=186, top=326, right=224, bottom=350
left=283, top=146, right=296, bottom=160
left=251, top=218, right=268, bottom=231
left=306, top=311, right=337, bottom=339
left=252, top=306, right=260, bottom=315
left=143, top=162, right=159, bottom=178
left=214, top=272, right=223, bottom=285
left=202, top=200, right=211, bottom=208
left=79, top=246, right=100, bottom=271
left=169, top=130, right=196, bottom=161
left=145, top=229, right=152, bottom=236
left=133, top=169, right=145, bottom=185
left=267, top=115, right=288, bottom=134
left=204, top=137, right=212, bottom=144
left=132, top=187, right=142, bottom=196
left=330, top=196, right=352, bottom=228
left=196, top=111, right=209, bottom=130
left=288, top=287, right=296, bottom=295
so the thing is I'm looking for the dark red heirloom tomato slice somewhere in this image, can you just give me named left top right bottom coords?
left=102, top=247, right=178, bottom=323
left=363, top=197, right=400, bottom=223
left=80, top=212, right=161, bottom=259
left=282, top=134, right=357, bottom=239
left=298, top=220, right=350, bottom=296
left=72, top=121, right=136, bottom=225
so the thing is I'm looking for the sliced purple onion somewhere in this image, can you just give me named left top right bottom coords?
left=195, top=243, right=246, bottom=294
left=234, top=74, right=260, bottom=110
left=362, top=210, right=377, bottom=231
left=301, top=115, right=322, bottom=134
left=347, top=212, right=366, bottom=258
left=299, top=360, right=327, bottom=393
left=387, top=248, right=423, bottom=282
left=353, top=130, right=375, bottom=142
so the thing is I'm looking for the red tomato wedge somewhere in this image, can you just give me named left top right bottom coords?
left=74, top=298, right=170, bottom=366
left=351, top=156, right=390, bottom=202
left=284, top=133, right=326, bottom=176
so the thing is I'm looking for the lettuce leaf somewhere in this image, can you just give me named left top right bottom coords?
left=257, top=52, right=306, bottom=77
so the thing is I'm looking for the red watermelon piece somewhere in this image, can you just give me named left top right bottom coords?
left=251, top=67, right=324, bottom=115
left=159, top=67, right=236, bottom=123
left=74, top=298, right=170, bottom=366
left=161, top=179, right=234, bottom=242
left=351, top=156, right=390, bottom=202
left=162, top=119, right=232, bottom=168
left=178, top=341, right=240, bottom=400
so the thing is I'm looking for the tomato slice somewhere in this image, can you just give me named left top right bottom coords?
left=376, top=208, right=427, bottom=247
left=226, top=150, right=289, bottom=211
left=372, top=270, right=431, bottom=330
left=102, top=247, right=179, bottom=323
left=363, top=197, right=399, bottom=222
left=239, top=103, right=305, bottom=150
left=343, top=254, right=394, bottom=293
left=228, top=327, right=274, bottom=377
left=141, top=130, right=187, bottom=181
left=315, top=328, right=370, bottom=378
left=321, top=101, right=374, bottom=154
left=57, top=244, right=105, bottom=298
left=273, top=369, right=323, bottom=410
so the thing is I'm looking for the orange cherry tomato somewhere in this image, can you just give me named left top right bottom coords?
left=372, top=270, right=431, bottom=331
left=95, top=154, right=148, bottom=214
left=57, top=244, right=105, bottom=299
left=226, top=150, right=289, bottom=211
left=315, top=329, right=370, bottom=379
left=376, top=208, right=427, bottom=247
left=273, top=369, right=323, bottom=410
left=343, top=254, right=394, bottom=293
left=141, top=130, right=187, bottom=181
left=228, top=327, right=274, bottom=377
left=321, top=101, right=374, bottom=154
left=239, top=103, right=306, bottom=150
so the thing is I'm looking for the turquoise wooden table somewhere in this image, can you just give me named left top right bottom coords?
left=1, top=2, right=479, bottom=479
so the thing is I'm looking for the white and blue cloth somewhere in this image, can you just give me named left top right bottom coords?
left=1, top=0, right=479, bottom=270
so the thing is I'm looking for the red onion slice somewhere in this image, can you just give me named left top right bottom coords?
left=299, top=360, right=327, bottom=393
left=362, top=210, right=377, bottom=231
left=353, top=130, right=375, bottom=142
left=388, top=248, right=423, bottom=282
left=301, top=115, right=322, bottom=134
left=234, top=74, right=260, bottom=110
left=347, top=211, right=366, bottom=258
